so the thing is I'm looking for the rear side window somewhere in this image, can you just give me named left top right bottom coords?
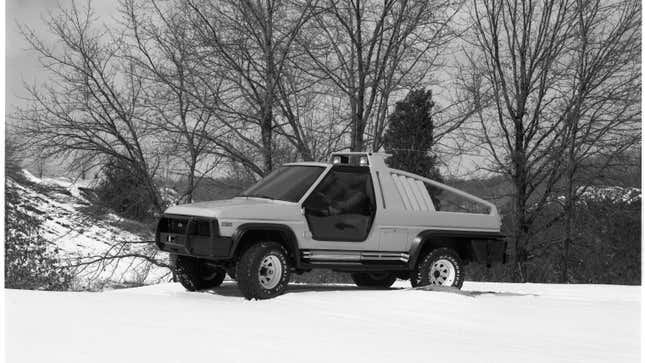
left=427, top=183, right=490, bottom=214
left=389, top=172, right=491, bottom=214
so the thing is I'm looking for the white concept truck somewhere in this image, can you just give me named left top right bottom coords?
left=155, top=152, right=506, bottom=299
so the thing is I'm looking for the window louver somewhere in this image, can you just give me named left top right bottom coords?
left=391, top=173, right=436, bottom=211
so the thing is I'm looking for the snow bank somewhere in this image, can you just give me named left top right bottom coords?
left=8, top=171, right=170, bottom=288
left=5, top=281, right=640, bottom=363
left=21, top=169, right=99, bottom=200
left=552, top=185, right=641, bottom=205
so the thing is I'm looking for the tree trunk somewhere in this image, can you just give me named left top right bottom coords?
left=512, top=189, right=530, bottom=282
left=351, top=113, right=365, bottom=151
left=186, top=153, right=197, bottom=204
left=561, top=120, right=578, bottom=283
left=351, top=86, right=366, bottom=151
left=561, top=174, right=575, bottom=283
left=512, top=119, right=529, bottom=282
left=300, top=146, right=313, bottom=162
left=142, top=171, right=163, bottom=214
left=261, top=105, right=273, bottom=174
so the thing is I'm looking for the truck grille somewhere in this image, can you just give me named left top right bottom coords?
left=188, top=220, right=211, bottom=236
left=158, top=217, right=189, bottom=234
left=155, top=215, right=231, bottom=258
left=157, top=217, right=212, bottom=236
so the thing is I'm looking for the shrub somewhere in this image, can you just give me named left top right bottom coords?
left=95, top=158, right=156, bottom=221
left=467, top=190, right=641, bottom=285
left=5, top=184, right=72, bottom=290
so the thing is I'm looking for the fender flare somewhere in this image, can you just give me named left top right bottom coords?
left=408, top=229, right=505, bottom=268
left=231, top=223, right=301, bottom=268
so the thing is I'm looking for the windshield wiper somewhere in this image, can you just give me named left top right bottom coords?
left=241, top=193, right=277, bottom=200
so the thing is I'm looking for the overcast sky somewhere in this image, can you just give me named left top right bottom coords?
left=5, top=1, right=121, bottom=177
left=6, top=0, right=118, bottom=111
left=5, top=0, right=485, bottom=178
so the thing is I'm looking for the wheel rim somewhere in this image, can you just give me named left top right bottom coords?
left=428, top=258, right=456, bottom=286
left=258, top=255, right=282, bottom=289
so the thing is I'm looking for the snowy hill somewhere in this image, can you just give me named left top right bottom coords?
left=6, top=170, right=171, bottom=289
left=576, top=185, right=640, bottom=204
left=5, top=281, right=640, bottom=363
left=550, top=185, right=641, bottom=205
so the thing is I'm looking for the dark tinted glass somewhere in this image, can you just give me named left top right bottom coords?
left=189, top=220, right=211, bottom=236
left=158, top=217, right=188, bottom=234
left=424, top=182, right=490, bottom=214
left=303, top=166, right=376, bottom=241
left=240, top=166, right=325, bottom=202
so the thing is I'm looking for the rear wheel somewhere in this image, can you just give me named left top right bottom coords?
left=173, top=255, right=226, bottom=291
left=235, top=242, right=291, bottom=300
left=351, top=272, right=397, bottom=288
left=411, top=248, right=464, bottom=288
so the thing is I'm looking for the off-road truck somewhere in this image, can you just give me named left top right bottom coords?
left=155, top=152, right=506, bottom=299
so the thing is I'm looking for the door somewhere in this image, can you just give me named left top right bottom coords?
left=302, top=165, right=376, bottom=242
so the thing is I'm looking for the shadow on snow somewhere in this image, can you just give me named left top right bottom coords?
left=197, top=281, right=537, bottom=299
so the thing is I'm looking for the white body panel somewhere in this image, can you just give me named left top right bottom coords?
left=164, top=197, right=304, bottom=238
left=162, top=153, right=501, bottom=253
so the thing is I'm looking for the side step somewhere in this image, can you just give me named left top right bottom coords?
left=301, top=250, right=409, bottom=264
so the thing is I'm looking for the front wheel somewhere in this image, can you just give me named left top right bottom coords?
left=351, top=272, right=397, bottom=288
left=411, top=247, right=464, bottom=288
left=174, top=255, right=226, bottom=291
left=235, top=242, right=291, bottom=300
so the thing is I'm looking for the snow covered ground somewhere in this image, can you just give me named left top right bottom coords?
left=8, top=170, right=170, bottom=288
left=5, top=281, right=640, bottom=363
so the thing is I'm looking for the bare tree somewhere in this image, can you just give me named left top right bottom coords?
left=272, top=55, right=352, bottom=162
left=300, top=0, right=461, bottom=152
left=15, top=2, right=164, bottom=211
left=463, top=0, right=641, bottom=281
left=68, top=238, right=172, bottom=289
left=183, top=0, right=317, bottom=175
left=464, top=0, right=578, bottom=280
left=122, top=0, right=223, bottom=203
left=557, top=0, right=641, bottom=282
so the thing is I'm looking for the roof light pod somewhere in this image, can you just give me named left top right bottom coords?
left=359, top=156, right=369, bottom=166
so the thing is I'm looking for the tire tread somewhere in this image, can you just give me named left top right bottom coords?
left=412, top=247, right=464, bottom=288
left=174, top=255, right=226, bottom=291
left=235, top=242, right=290, bottom=300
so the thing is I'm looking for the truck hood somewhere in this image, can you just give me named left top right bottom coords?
left=163, top=197, right=301, bottom=220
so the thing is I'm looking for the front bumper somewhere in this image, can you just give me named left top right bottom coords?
left=155, top=215, right=233, bottom=260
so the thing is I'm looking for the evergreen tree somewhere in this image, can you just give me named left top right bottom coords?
left=96, top=158, right=157, bottom=221
left=383, top=89, right=442, bottom=182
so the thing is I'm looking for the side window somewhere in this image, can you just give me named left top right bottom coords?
left=424, top=182, right=490, bottom=214
left=303, top=166, right=376, bottom=241
left=389, top=172, right=490, bottom=214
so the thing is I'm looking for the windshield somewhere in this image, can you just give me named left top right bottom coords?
left=239, top=165, right=325, bottom=202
